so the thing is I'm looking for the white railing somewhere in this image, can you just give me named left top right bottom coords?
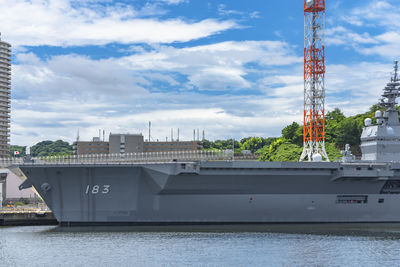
left=0, top=157, right=22, bottom=167
left=1, top=150, right=236, bottom=167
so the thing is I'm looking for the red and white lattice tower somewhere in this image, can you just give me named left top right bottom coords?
left=299, top=0, right=329, bottom=162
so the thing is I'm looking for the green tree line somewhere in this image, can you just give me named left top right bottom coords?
left=9, top=140, right=73, bottom=157
left=202, top=106, right=383, bottom=161
left=257, top=106, right=382, bottom=161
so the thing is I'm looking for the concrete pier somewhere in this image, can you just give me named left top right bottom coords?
left=0, top=210, right=57, bottom=226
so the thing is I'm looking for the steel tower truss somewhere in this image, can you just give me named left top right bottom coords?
left=300, top=0, right=329, bottom=162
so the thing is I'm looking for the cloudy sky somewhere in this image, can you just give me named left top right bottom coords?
left=3, top=0, right=400, bottom=146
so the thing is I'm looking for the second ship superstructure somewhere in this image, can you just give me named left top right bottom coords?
left=361, top=61, right=400, bottom=162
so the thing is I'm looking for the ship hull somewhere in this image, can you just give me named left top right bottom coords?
left=16, top=161, right=400, bottom=225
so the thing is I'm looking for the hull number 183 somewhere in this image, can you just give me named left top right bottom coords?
left=85, top=185, right=110, bottom=194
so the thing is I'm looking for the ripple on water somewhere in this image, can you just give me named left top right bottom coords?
left=0, top=224, right=400, bottom=266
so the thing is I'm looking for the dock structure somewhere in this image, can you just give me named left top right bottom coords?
left=0, top=209, right=57, bottom=226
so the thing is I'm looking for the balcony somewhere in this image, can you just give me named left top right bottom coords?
left=0, top=43, right=11, bottom=49
left=0, top=69, right=10, bottom=74
left=0, top=73, right=10, bottom=79
left=0, top=93, right=10, bottom=98
left=0, top=55, right=10, bottom=61
left=1, top=72, right=10, bottom=77
left=0, top=58, right=10, bottom=64
left=0, top=115, right=11, bottom=121
left=0, top=102, right=10, bottom=109
left=0, top=54, right=9, bottom=59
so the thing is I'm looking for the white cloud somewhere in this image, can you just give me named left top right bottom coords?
left=325, top=61, right=392, bottom=115
left=157, top=0, right=188, bottom=5
left=0, top=0, right=236, bottom=46
left=325, top=27, right=378, bottom=47
left=358, top=32, right=400, bottom=58
left=11, top=102, right=299, bottom=146
left=11, top=45, right=392, bottom=146
left=218, top=4, right=243, bottom=16
left=10, top=39, right=303, bottom=145
left=10, top=51, right=395, bottom=147
left=7, top=0, right=397, bottom=147
left=217, top=4, right=260, bottom=19
left=347, top=1, right=400, bottom=29
left=13, top=40, right=301, bottom=103
left=121, top=41, right=302, bottom=91
left=13, top=53, right=149, bottom=102
left=327, top=0, right=400, bottom=58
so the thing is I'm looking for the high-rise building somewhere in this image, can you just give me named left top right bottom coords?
left=0, top=35, right=11, bottom=157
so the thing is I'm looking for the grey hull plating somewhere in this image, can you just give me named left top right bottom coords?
left=17, top=161, right=400, bottom=224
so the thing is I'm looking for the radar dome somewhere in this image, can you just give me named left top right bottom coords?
left=364, top=118, right=372, bottom=126
left=312, top=153, right=322, bottom=162
left=387, top=127, right=394, bottom=135
left=375, top=110, right=382, bottom=118
left=306, top=0, right=314, bottom=7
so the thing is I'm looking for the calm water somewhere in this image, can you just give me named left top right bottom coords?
left=1, top=224, right=400, bottom=266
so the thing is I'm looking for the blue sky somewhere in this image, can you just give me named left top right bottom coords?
left=3, top=0, right=400, bottom=145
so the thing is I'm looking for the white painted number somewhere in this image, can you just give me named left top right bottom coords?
left=85, top=185, right=111, bottom=195
left=92, top=185, right=99, bottom=194
left=102, top=185, right=110, bottom=194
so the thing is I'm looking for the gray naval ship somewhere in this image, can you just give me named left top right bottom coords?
left=12, top=61, right=400, bottom=225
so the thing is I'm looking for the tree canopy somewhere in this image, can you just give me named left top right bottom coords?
left=9, top=145, right=26, bottom=157
left=257, top=106, right=384, bottom=161
left=202, top=137, right=276, bottom=155
left=30, top=140, right=73, bottom=157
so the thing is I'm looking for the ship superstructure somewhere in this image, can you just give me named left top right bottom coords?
left=361, top=61, right=400, bottom=162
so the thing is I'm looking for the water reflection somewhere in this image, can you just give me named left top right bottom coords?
left=47, top=223, right=400, bottom=238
